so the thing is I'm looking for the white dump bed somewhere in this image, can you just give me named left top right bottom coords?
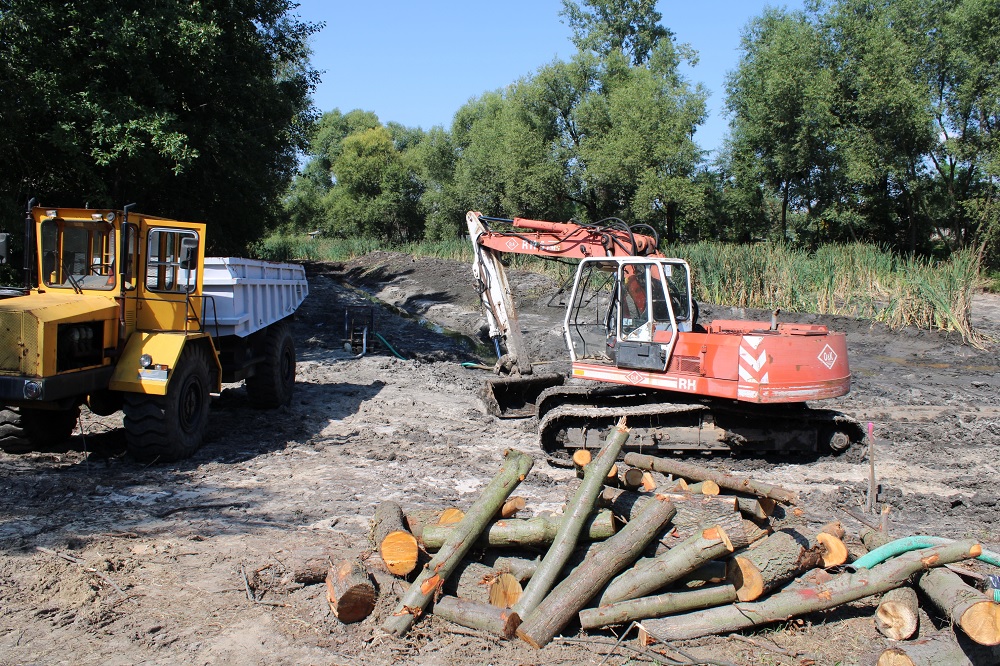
left=201, top=257, right=308, bottom=338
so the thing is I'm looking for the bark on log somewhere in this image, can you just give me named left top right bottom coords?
left=735, top=495, right=775, bottom=520
left=513, top=419, right=630, bottom=619
left=371, top=502, right=419, bottom=577
left=599, top=525, right=734, bottom=605
left=405, top=508, right=444, bottom=540
left=598, top=487, right=748, bottom=551
left=382, top=449, right=534, bottom=637
left=877, top=629, right=1000, bottom=666
left=421, top=510, right=617, bottom=550
left=821, top=521, right=847, bottom=540
left=727, top=528, right=824, bottom=602
left=918, top=566, right=1000, bottom=646
left=325, top=560, right=376, bottom=624
left=875, top=586, right=919, bottom=641
left=516, top=495, right=678, bottom=649
left=489, top=554, right=541, bottom=582
left=433, top=595, right=521, bottom=639
left=623, top=453, right=799, bottom=504
left=861, top=527, right=893, bottom=552
left=640, top=540, right=982, bottom=641
left=260, top=547, right=334, bottom=587
left=689, top=480, right=720, bottom=495
left=579, top=584, right=737, bottom=629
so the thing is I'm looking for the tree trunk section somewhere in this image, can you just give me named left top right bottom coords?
left=861, top=527, right=893, bottom=552
left=325, top=560, right=376, bottom=624
left=622, top=467, right=645, bottom=491
left=433, top=595, right=520, bottom=639
left=918, top=566, right=1000, bottom=646
left=623, top=453, right=798, bottom=504
left=641, top=540, right=982, bottom=641
left=371, top=501, right=419, bottom=576
left=677, top=560, right=728, bottom=588
left=405, top=508, right=443, bottom=540
left=875, top=586, right=919, bottom=641
left=735, top=495, right=775, bottom=520
left=516, top=495, right=677, bottom=649
left=421, top=510, right=617, bottom=550
left=382, top=449, right=534, bottom=637
left=513, top=419, right=630, bottom=619
left=727, top=528, right=823, bottom=602
left=579, top=584, right=737, bottom=629
left=877, top=629, right=1000, bottom=666
left=599, top=525, right=734, bottom=605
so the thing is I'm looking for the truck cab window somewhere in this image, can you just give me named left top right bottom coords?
left=40, top=218, right=116, bottom=291
left=146, top=229, right=199, bottom=293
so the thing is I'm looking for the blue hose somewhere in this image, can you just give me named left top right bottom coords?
left=374, top=332, right=406, bottom=360
left=851, top=536, right=1000, bottom=570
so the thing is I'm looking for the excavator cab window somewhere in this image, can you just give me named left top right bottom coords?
left=620, top=262, right=675, bottom=343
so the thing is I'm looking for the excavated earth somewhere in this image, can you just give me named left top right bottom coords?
left=2, top=250, right=999, bottom=665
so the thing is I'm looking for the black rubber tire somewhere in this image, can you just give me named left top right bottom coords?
left=0, top=406, right=79, bottom=453
left=245, top=322, right=296, bottom=408
left=123, top=344, right=211, bottom=462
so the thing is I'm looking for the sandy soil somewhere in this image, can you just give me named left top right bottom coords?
left=2, top=251, right=999, bottom=666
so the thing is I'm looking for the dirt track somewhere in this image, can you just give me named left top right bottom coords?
left=2, top=251, right=999, bottom=665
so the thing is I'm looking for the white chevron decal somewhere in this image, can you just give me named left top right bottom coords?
left=743, top=335, right=763, bottom=350
left=739, top=346, right=767, bottom=372
left=739, top=366, right=770, bottom=384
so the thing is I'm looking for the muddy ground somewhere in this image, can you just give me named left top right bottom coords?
left=2, top=251, right=999, bottom=666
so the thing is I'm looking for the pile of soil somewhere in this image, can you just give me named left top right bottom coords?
left=1, top=251, right=998, bottom=665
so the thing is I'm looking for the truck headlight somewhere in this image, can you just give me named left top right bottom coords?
left=23, top=381, right=42, bottom=400
left=139, top=353, right=153, bottom=369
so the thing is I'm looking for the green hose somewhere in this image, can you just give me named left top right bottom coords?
left=374, top=332, right=406, bottom=360
left=851, top=536, right=1000, bottom=570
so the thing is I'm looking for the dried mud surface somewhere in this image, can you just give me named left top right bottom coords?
left=2, top=251, right=999, bottom=666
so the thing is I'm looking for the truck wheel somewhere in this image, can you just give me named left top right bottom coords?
left=123, top=344, right=211, bottom=462
left=246, top=322, right=295, bottom=408
left=0, top=406, right=79, bottom=453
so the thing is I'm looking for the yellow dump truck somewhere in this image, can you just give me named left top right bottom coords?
left=0, top=204, right=308, bottom=460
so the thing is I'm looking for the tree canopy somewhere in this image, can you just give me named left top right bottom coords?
left=0, top=0, right=319, bottom=251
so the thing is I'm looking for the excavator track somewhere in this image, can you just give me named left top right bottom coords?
left=536, top=385, right=864, bottom=467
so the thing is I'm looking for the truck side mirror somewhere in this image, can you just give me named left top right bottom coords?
left=179, top=237, right=198, bottom=270
left=0, top=233, right=9, bottom=264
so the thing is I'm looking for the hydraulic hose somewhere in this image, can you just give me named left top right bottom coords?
left=375, top=332, right=406, bottom=360
left=850, top=536, right=1000, bottom=571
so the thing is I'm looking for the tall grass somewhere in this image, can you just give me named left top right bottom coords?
left=256, top=233, right=985, bottom=343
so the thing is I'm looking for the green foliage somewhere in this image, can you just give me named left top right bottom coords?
left=0, top=0, right=319, bottom=253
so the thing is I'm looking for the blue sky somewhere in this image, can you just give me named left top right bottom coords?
left=292, top=1, right=803, bottom=156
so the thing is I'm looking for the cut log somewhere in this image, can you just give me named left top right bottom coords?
left=689, top=480, right=720, bottom=495
left=640, top=471, right=657, bottom=491
left=405, top=508, right=443, bottom=539
left=513, top=419, right=630, bottom=620
left=918, top=566, right=1000, bottom=646
left=499, top=496, right=526, bottom=519
left=598, top=487, right=748, bottom=551
left=877, top=629, right=1000, bottom=666
left=262, top=546, right=333, bottom=587
left=489, top=572, right=522, bottom=609
left=816, top=532, right=849, bottom=568
left=489, top=554, right=541, bottom=582
left=579, top=584, right=737, bottom=629
left=875, top=586, right=919, bottom=641
left=433, top=595, right=520, bottom=639
left=325, top=560, right=376, bottom=624
left=677, top=560, right=729, bottom=588
left=421, top=510, right=617, bottom=550
left=743, top=519, right=773, bottom=547
left=641, top=540, right=982, bottom=641
left=372, top=501, right=419, bottom=576
left=735, top=495, right=775, bottom=520
left=599, top=525, right=734, bottom=605
left=623, top=453, right=799, bottom=504
left=820, top=521, right=847, bottom=540
left=438, top=507, right=465, bottom=525
left=726, top=528, right=824, bottom=602
left=382, top=448, right=534, bottom=637
left=623, top=467, right=645, bottom=491
left=444, top=561, right=498, bottom=604
left=861, top=527, right=893, bottom=552
left=572, top=449, right=592, bottom=470
left=516, top=494, right=678, bottom=649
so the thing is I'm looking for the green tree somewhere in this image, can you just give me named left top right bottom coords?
left=0, top=0, right=318, bottom=251
left=560, top=0, right=671, bottom=66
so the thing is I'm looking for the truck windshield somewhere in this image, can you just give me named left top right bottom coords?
left=40, top=219, right=117, bottom=291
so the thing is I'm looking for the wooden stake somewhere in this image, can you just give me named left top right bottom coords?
left=918, top=566, right=1000, bottom=646
left=512, top=419, right=630, bottom=620
left=867, top=421, right=877, bottom=514
left=325, top=560, right=376, bottom=624
left=516, top=494, right=677, bottom=649
left=641, top=540, right=982, bottom=641
left=624, top=453, right=799, bottom=504
left=875, top=586, right=919, bottom=641
left=381, top=449, right=534, bottom=637
left=433, top=595, right=520, bottom=639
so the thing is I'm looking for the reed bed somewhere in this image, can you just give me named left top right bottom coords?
left=256, top=233, right=984, bottom=342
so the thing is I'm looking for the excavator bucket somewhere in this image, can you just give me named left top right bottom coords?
left=480, top=372, right=565, bottom=419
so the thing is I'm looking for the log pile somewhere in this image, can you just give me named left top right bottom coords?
left=335, top=429, right=997, bottom=662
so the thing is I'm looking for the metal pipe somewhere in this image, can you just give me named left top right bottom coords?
left=23, top=197, right=36, bottom=290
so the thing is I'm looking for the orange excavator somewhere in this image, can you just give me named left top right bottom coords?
left=466, top=211, right=863, bottom=463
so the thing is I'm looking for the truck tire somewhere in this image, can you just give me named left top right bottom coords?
left=0, top=406, right=79, bottom=453
left=123, top=344, right=211, bottom=462
left=246, top=322, right=295, bottom=408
